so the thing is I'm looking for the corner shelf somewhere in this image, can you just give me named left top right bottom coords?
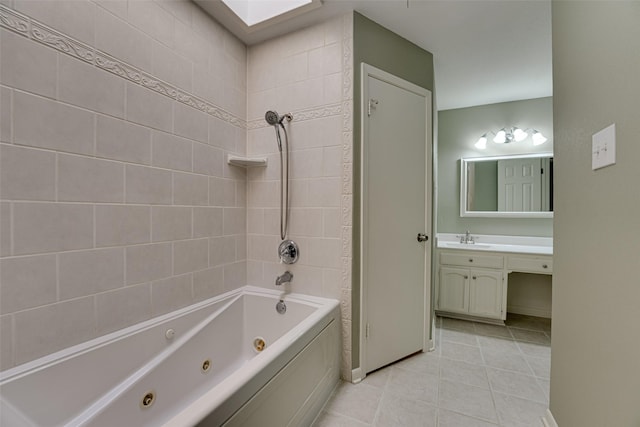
left=227, top=155, right=268, bottom=168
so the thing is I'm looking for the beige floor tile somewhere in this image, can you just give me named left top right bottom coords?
left=442, top=328, right=480, bottom=347
left=517, top=341, right=551, bottom=359
left=439, top=358, right=489, bottom=389
left=324, top=382, right=383, bottom=424
left=442, top=317, right=477, bottom=333
left=374, top=390, right=437, bottom=427
left=313, top=411, right=371, bottom=427
left=481, top=347, right=533, bottom=375
left=440, top=341, right=483, bottom=364
left=477, top=336, right=520, bottom=354
left=493, top=392, right=548, bottom=426
left=486, top=368, right=548, bottom=404
left=394, top=350, right=441, bottom=376
left=362, top=368, right=391, bottom=389
left=438, top=380, right=498, bottom=423
left=386, top=366, right=439, bottom=404
left=473, top=323, right=512, bottom=339
left=525, top=355, right=550, bottom=379
left=509, top=328, right=551, bottom=345
left=437, top=409, right=499, bottom=427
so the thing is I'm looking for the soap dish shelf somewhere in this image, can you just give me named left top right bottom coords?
left=227, top=155, right=267, bottom=168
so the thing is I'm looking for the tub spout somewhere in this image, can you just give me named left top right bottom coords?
left=275, top=271, right=293, bottom=286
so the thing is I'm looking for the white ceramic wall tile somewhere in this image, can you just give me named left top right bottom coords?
left=0, top=144, right=56, bottom=201
left=193, top=207, right=223, bottom=238
left=58, top=248, right=124, bottom=299
left=151, top=273, right=193, bottom=316
left=57, top=154, right=125, bottom=203
left=13, top=296, right=96, bottom=365
left=0, top=254, right=57, bottom=313
left=95, top=205, right=151, bottom=247
left=151, top=206, right=192, bottom=242
left=193, top=143, right=224, bottom=177
left=14, top=0, right=96, bottom=44
left=0, top=28, right=57, bottom=98
left=96, top=115, right=152, bottom=164
left=0, top=202, right=10, bottom=256
left=210, top=235, right=237, bottom=266
left=127, top=0, right=175, bottom=49
left=96, top=283, right=152, bottom=336
left=13, top=91, right=95, bottom=155
left=173, top=238, right=208, bottom=275
left=125, top=242, right=172, bottom=285
left=193, top=266, right=224, bottom=300
left=152, top=131, right=193, bottom=172
left=58, top=53, right=125, bottom=118
left=126, top=83, right=173, bottom=133
left=125, top=164, right=172, bottom=205
left=95, top=6, right=153, bottom=71
left=174, top=101, right=208, bottom=143
left=13, top=202, right=94, bottom=255
left=172, top=172, right=209, bottom=206
left=223, top=261, right=246, bottom=291
left=0, top=86, right=12, bottom=143
left=0, top=314, right=13, bottom=370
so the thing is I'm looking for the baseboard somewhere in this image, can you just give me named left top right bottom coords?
left=541, top=409, right=558, bottom=427
left=351, top=367, right=363, bottom=384
left=507, top=304, right=552, bottom=319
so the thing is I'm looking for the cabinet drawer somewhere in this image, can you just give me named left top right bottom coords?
left=507, top=256, right=553, bottom=274
left=440, top=252, right=503, bottom=269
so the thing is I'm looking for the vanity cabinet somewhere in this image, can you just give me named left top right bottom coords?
left=438, top=254, right=505, bottom=320
left=436, top=249, right=552, bottom=323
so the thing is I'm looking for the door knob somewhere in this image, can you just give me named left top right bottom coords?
left=417, top=233, right=428, bottom=242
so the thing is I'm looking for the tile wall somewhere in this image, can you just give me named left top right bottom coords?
left=245, top=15, right=353, bottom=379
left=0, top=0, right=248, bottom=370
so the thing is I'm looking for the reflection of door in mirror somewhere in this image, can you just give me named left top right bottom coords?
left=496, top=157, right=553, bottom=212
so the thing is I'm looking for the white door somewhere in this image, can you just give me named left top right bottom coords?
left=498, top=158, right=542, bottom=211
left=361, top=64, right=431, bottom=374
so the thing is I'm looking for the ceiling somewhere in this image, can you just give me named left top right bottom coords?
left=197, top=0, right=553, bottom=111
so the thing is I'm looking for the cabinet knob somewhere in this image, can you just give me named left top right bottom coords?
left=472, top=276, right=477, bottom=280
left=464, top=275, right=469, bottom=279
left=468, top=259, right=474, bottom=263
left=542, top=264, right=548, bottom=269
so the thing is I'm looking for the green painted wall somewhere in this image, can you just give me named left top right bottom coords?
left=352, top=12, right=434, bottom=370
left=550, top=2, right=640, bottom=425
left=438, top=97, right=554, bottom=237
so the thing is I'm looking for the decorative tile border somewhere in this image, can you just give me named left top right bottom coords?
left=0, top=4, right=245, bottom=129
left=0, top=4, right=350, bottom=133
left=246, top=102, right=343, bottom=130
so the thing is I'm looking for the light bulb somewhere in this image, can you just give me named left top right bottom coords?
left=493, top=129, right=506, bottom=144
left=513, top=127, right=528, bottom=142
left=532, top=131, right=547, bottom=145
left=475, top=135, right=487, bottom=149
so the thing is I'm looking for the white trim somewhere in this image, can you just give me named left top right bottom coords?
left=541, top=409, right=558, bottom=427
left=507, top=304, right=552, bottom=319
left=350, top=367, right=363, bottom=384
left=359, top=63, right=432, bottom=375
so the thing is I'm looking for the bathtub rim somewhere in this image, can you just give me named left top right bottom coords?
left=0, top=286, right=335, bottom=384
left=161, top=287, right=340, bottom=427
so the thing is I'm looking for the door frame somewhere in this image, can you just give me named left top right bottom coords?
left=357, top=63, right=433, bottom=380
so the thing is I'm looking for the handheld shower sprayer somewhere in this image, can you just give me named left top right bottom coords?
left=264, top=110, right=293, bottom=241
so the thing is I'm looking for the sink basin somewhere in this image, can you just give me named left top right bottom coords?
left=440, top=242, right=493, bottom=249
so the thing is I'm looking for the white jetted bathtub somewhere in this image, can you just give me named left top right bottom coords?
left=0, top=286, right=341, bottom=426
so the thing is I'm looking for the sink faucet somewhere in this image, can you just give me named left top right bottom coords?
left=457, top=230, right=475, bottom=244
left=275, top=271, right=293, bottom=286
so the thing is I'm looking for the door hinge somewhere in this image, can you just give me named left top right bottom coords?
left=368, top=98, right=378, bottom=116
left=366, top=323, right=370, bottom=339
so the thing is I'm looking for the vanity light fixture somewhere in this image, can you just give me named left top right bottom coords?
left=475, top=127, right=547, bottom=149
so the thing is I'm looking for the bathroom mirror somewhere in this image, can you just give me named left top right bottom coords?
left=460, top=153, right=553, bottom=218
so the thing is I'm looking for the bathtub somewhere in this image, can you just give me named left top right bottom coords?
left=0, top=286, right=341, bottom=426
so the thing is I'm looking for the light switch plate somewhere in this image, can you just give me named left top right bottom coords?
left=592, top=123, right=616, bottom=170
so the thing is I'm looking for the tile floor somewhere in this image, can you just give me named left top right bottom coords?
left=313, top=314, right=551, bottom=427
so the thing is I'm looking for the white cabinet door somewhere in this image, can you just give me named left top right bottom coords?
left=469, top=269, right=504, bottom=319
left=438, top=267, right=469, bottom=314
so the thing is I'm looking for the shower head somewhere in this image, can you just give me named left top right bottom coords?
left=265, top=110, right=281, bottom=126
left=265, top=110, right=293, bottom=126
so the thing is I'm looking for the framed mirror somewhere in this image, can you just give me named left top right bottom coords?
left=460, top=153, right=553, bottom=218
